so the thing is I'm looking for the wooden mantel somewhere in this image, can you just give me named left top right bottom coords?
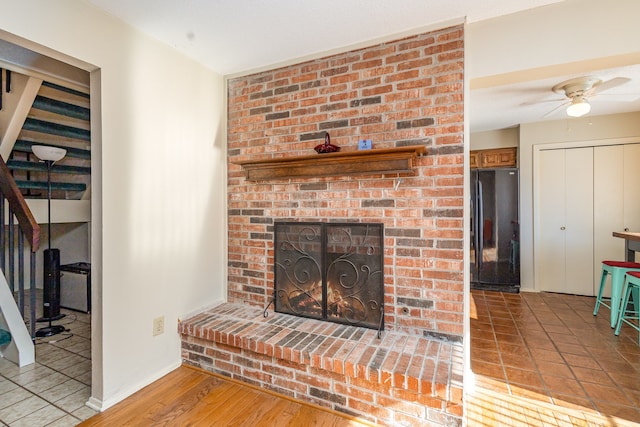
left=234, top=145, right=427, bottom=181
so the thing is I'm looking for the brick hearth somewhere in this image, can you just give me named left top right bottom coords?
left=181, top=303, right=463, bottom=426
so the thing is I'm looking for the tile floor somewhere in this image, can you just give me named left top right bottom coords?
left=467, top=290, right=640, bottom=427
left=0, top=307, right=96, bottom=426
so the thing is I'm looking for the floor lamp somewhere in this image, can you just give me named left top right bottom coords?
left=32, top=145, right=67, bottom=338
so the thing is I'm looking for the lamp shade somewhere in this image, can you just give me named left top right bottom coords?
left=566, top=99, right=591, bottom=117
left=32, top=145, right=67, bottom=162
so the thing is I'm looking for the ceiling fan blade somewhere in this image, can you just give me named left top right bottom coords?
left=521, top=98, right=566, bottom=106
left=591, top=92, right=640, bottom=102
left=591, top=77, right=631, bottom=95
left=542, top=100, right=570, bottom=118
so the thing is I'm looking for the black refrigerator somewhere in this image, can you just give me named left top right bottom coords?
left=471, top=168, right=520, bottom=292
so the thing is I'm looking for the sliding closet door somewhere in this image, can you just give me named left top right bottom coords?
left=623, top=144, right=640, bottom=236
left=593, top=143, right=640, bottom=289
left=594, top=145, right=624, bottom=294
left=564, top=147, right=594, bottom=295
left=538, top=149, right=566, bottom=293
left=538, top=147, right=594, bottom=295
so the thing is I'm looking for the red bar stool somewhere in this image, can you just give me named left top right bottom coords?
left=615, top=271, right=640, bottom=344
left=593, top=260, right=640, bottom=328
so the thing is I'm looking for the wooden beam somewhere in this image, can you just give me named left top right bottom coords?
left=235, top=145, right=427, bottom=181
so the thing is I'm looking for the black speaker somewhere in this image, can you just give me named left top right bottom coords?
left=42, top=248, right=63, bottom=321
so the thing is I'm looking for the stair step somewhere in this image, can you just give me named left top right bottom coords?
left=14, top=140, right=91, bottom=160
left=7, top=160, right=91, bottom=175
left=0, top=329, right=10, bottom=346
left=32, top=96, right=90, bottom=121
left=15, top=180, right=87, bottom=192
left=42, top=81, right=90, bottom=100
left=22, top=118, right=90, bottom=141
left=38, top=85, right=89, bottom=110
left=28, top=109, right=90, bottom=132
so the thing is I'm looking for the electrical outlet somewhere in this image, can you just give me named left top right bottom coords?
left=153, top=316, right=165, bottom=336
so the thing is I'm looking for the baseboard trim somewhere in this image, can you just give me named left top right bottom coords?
left=85, top=361, right=182, bottom=412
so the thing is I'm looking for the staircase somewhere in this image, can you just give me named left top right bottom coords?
left=6, top=80, right=91, bottom=200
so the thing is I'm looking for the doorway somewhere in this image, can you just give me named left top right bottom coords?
left=0, top=35, right=100, bottom=411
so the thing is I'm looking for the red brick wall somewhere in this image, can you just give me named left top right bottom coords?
left=227, top=25, right=464, bottom=339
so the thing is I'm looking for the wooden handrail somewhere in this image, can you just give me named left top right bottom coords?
left=0, top=156, right=39, bottom=252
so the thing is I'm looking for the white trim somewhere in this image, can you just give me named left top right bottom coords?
left=85, top=361, right=182, bottom=412
left=0, top=76, right=42, bottom=160
left=0, top=273, right=34, bottom=367
left=462, top=19, right=474, bottom=409
left=533, top=136, right=640, bottom=152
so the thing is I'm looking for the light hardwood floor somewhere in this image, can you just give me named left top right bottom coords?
left=79, top=365, right=375, bottom=426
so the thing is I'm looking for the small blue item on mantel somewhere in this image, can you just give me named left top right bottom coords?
left=0, top=328, right=11, bottom=346
left=358, top=139, right=372, bottom=150
left=314, top=132, right=340, bottom=153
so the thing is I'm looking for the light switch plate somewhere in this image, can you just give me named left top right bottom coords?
left=153, top=316, right=165, bottom=336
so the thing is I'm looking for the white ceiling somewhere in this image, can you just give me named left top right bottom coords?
left=471, top=64, right=640, bottom=133
left=86, top=0, right=563, bottom=75
left=85, top=0, right=640, bottom=132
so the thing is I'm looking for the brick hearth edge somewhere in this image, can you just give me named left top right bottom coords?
left=180, top=303, right=463, bottom=426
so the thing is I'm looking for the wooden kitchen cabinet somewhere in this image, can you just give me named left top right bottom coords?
left=471, top=147, right=517, bottom=168
left=469, top=151, right=479, bottom=168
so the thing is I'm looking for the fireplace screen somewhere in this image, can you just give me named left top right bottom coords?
left=274, top=222, right=384, bottom=330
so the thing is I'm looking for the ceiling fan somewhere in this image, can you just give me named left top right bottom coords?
left=540, top=76, right=631, bottom=118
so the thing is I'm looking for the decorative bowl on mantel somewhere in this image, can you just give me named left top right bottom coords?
left=314, top=132, right=340, bottom=154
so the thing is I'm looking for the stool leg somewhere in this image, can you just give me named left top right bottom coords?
left=615, top=281, right=632, bottom=336
left=594, top=269, right=608, bottom=316
left=633, top=286, right=640, bottom=344
left=610, top=269, right=625, bottom=328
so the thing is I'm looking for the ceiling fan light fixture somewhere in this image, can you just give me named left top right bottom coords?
left=566, top=98, right=591, bottom=117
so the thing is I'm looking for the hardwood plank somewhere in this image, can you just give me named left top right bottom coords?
left=149, top=376, right=240, bottom=425
left=79, top=366, right=376, bottom=427
left=81, top=368, right=212, bottom=426
left=227, top=397, right=302, bottom=427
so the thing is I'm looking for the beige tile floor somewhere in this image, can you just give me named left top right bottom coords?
left=467, top=290, right=640, bottom=427
left=0, top=306, right=95, bottom=427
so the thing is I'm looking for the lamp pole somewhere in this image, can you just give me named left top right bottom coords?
left=46, top=159, right=52, bottom=251
left=33, top=146, right=67, bottom=338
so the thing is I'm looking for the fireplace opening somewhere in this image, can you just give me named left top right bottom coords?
left=274, top=222, right=384, bottom=331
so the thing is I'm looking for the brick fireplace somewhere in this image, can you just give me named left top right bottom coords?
left=181, top=24, right=465, bottom=426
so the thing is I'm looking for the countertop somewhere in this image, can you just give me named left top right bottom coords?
left=612, top=231, right=640, bottom=242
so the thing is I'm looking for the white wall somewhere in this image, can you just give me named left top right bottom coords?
left=468, top=0, right=640, bottom=85
left=470, top=128, right=518, bottom=150
left=468, top=0, right=640, bottom=291
left=0, top=0, right=227, bottom=410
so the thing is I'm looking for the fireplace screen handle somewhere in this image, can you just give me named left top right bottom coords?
left=263, top=296, right=275, bottom=318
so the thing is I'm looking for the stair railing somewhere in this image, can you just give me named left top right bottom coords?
left=0, top=68, right=11, bottom=111
left=0, top=153, right=39, bottom=338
